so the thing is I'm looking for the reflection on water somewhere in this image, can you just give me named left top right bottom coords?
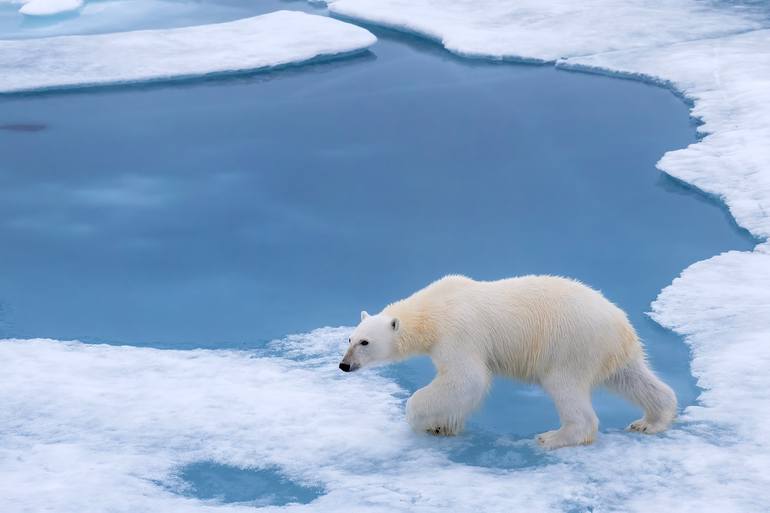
left=0, top=12, right=756, bottom=446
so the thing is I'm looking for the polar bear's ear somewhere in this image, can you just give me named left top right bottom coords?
left=360, top=310, right=370, bottom=321
left=391, top=318, right=400, bottom=331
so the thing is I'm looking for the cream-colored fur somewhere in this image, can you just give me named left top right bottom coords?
left=340, top=275, right=677, bottom=449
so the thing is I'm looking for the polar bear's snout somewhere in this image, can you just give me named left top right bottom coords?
left=338, top=345, right=361, bottom=372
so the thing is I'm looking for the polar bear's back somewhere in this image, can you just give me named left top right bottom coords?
left=411, top=275, right=642, bottom=384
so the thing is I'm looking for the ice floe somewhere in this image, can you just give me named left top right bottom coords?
left=650, top=244, right=770, bottom=437
left=2, top=328, right=769, bottom=512
left=18, top=0, right=82, bottom=16
left=325, top=0, right=761, bottom=61
left=1, top=0, right=82, bottom=17
left=0, top=10, right=376, bottom=93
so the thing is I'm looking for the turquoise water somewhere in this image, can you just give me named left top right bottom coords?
left=0, top=1, right=757, bottom=501
left=170, top=462, right=324, bottom=506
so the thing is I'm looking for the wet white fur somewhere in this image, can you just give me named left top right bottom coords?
left=341, top=275, right=677, bottom=449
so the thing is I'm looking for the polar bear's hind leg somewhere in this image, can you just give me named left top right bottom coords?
left=606, top=357, right=677, bottom=434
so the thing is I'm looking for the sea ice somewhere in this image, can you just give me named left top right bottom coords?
left=18, top=0, right=82, bottom=16
left=0, top=10, right=376, bottom=93
left=2, top=328, right=768, bottom=512
left=1, top=0, right=82, bottom=17
left=324, top=0, right=761, bottom=61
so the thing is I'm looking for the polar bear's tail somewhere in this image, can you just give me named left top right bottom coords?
left=606, top=357, right=677, bottom=433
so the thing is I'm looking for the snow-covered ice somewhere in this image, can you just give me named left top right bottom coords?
left=0, top=10, right=376, bottom=93
left=1, top=0, right=82, bottom=17
left=325, top=0, right=761, bottom=61
left=2, top=328, right=769, bottom=512
left=17, top=0, right=82, bottom=16
left=650, top=244, right=770, bottom=437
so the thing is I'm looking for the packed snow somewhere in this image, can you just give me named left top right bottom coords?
left=2, top=328, right=769, bottom=512
left=0, top=10, right=376, bottom=93
left=650, top=244, right=770, bottom=437
left=325, top=0, right=761, bottom=61
left=17, top=0, right=82, bottom=16
left=1, top=0, right=82, bottom=17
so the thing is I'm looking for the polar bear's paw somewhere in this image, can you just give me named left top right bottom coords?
left=426, top=425, right=455, bottom=436
left=407, top=408, right=461, bottom=436
left=627, top=418, right=668, bottom=434
left=536, top=428, right=595, bottom=449
left=536, top=429, right=571, bottom=449
left=406, top=388, right=465, bottom=436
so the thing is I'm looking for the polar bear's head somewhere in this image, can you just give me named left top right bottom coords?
left=339, top=311, right=400, bottom=372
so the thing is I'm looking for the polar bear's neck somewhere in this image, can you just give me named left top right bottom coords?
left=383, top=297, right=439, bottom=357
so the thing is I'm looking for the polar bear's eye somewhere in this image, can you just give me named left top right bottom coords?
left=360, top=340, right=369, bottom=346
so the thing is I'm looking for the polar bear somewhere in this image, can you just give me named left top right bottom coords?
left=338, top=275, right=677, bottom=449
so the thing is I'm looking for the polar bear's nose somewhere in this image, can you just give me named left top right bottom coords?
left=339, top=362, right=351, bottom=372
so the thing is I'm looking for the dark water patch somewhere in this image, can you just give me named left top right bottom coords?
left=0, top=123, right=46, bottom=132
left=169, top=462, right=324, bottom=505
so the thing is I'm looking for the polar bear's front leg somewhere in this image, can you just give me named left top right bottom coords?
left=537, top=376, right=599, bottom=449
left=406, top=361, right=490, bottom=436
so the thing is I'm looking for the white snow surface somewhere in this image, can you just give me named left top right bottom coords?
left=17, top=0, right=82, bottom=16
left=0, top=10, right=376, bottom=93
left=2, top=328, right=769, bottom=512
left=325, top=0, right=762, bottom=61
